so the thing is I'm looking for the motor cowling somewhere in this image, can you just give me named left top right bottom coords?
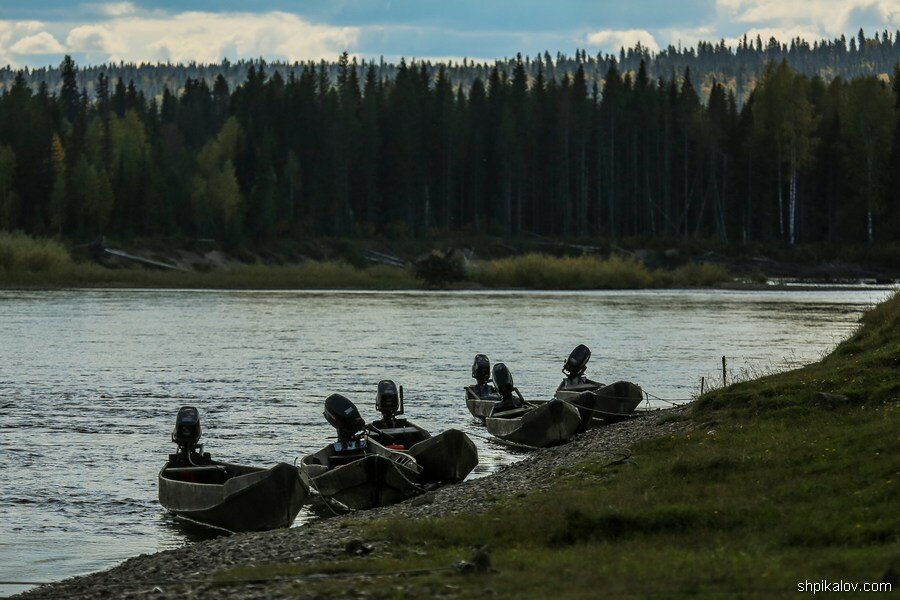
left=324, top=393, right=365, bottom=442
left=492, top=363, right=515, bottom=399
left=172, top=406, right=201, bottom=449
left=563, top=344, right=591, bottom=378
left=471, top=354, right=491, bottom=386
left=376, top=379, right=402, bottom=418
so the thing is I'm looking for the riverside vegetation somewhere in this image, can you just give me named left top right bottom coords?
left=0, top=231, right=738, bottom=289
left=200, top=292, right=899, bottom=597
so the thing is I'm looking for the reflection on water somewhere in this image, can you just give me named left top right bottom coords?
left=0, top=287, right=892, bottom=596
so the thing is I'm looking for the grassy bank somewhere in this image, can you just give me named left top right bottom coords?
left=0, top=260, right=420, bottom=290
left=0, top=232, right=419, bottom=289
left=0, top=233, right=734, bottom=289
left=470, top=253, right=732, bottom=289
left=211, top=293, right=899, bottom=597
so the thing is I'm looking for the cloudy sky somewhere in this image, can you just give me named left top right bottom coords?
left=0, top=0, right=898, bottom=67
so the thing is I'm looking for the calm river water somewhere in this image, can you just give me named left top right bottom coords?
left=0, top=287, right=893, bottom=596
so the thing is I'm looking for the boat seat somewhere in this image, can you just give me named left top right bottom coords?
left=328, top=451, right=367, bottom=467
left=374, top=426, right=422, bottom=436
left=561, top=383, right=600, bottom=392
left=165, top=465, right=227, bottom=473
left=164, top=465, right=230, bottom=484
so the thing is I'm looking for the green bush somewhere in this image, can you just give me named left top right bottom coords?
left=667, top=262, right=733, bottom=286
left=470, top=253, right=654, bottom=289
left=469, top=253, right=732, bottom=289
left=0, top=232, right=73, bottom=272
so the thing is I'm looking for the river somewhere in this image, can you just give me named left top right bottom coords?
left=0, top=287, right=893, bottom=596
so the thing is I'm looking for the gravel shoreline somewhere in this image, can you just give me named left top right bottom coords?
left=17, top=407, right=691, bottom=600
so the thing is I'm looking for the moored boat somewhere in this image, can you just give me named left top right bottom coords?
left=158, top=406, right=308, bottom=532
left=483, top=363, right=582, bottom=448
left=562, top=380, right=645, bottom=423
left=554, top=344, right=604, bottom=405
left=300, top=394, right=423, bottom=510
left=367, top=380, right=478, bottom=483
left=553, top=345, right=643, bottom=428
left=464, top=353, right=502, bottom=419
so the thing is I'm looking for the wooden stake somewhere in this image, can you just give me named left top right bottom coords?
left=722, top=356, right=727, bottom=386
left=700, top=376, right=705, bottom=396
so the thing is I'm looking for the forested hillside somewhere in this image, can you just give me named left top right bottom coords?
left=3, top=29, right=899, bottom=105
left=0, top=50, right=898, bottom=247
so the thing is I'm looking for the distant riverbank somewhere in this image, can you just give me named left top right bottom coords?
left=2, top=232, right=898, bottom=290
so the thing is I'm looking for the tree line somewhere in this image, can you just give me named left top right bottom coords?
left=0, top=53, right=898, bottom=247
left=3, top=29, right=900, bottom=108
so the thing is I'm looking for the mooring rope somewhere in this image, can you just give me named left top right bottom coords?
left=643, top=390, right=693, bottom=406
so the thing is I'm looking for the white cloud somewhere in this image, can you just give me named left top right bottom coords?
left=657, top=26, right=717, bottom=49
left=90, top=11, right=358, bottom=64
left=586, top=29, right=659, bottom=53
left=0, top=22, right=43, bottom=66
left=9, top=31, right=66, bottom=54
left=66, top=24, right=122, bottom=55
left=716, top=0, right=900, bottom=37
left=97, top=2, right=137, bottom=17
left=0, top=11, right=359, bottom=67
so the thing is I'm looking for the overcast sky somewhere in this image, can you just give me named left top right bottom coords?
left=1, top=1, right=898, bottom=67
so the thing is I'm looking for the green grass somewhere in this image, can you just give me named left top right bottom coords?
left=209, top=292, right=900, bottom=598
left=0, top=240, right=734, bottom=290
left=470, top=253, right=732, bottom=289
left=0, top=234, right=421, bottom=289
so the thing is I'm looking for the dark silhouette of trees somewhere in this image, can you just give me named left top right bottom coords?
left=0, top=51, right=899, bottom=246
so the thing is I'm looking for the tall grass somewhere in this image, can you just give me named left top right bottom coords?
left=0, top=258, right=420, bottom=289
left=0, top=232, right=73, bottom=273
left=0, top=235, right=733, bottom=290
left=470, top=253, right=732, bottom=289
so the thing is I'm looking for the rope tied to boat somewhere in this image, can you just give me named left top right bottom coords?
left=643, top=390, right=693, bottom=407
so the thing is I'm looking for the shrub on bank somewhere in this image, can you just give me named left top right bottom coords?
left=0, top=232, right=73, bottom=272
left=470, top=253, right=732, bottom=289
left=665, top=262, right=733, bottom=287
left=470, top=253, right=654, bottom=289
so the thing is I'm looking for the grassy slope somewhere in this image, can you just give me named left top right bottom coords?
left=211, top=294, right=899, bottom=598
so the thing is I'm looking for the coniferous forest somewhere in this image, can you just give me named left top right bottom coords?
left=0, top=44, right=899, bottom=248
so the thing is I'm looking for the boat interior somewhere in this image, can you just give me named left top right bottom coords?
left=162, top=464, right=232, bottom=485
left=489, top=405, right=532, bottom=420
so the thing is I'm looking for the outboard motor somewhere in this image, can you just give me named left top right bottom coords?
left=491, top=363, right=525, bottom=411
left=492, top=363, right=515, bottom=400
left=563, top=344, right=591, bottom=378
left=561, top=344, right=592, bottom=387
left=170, top=406, right=206, bottom=465
left=472, top=354, right=491, bottom=387
left=375, top=380, right=404, bottom=426
left=324, top=393, right=366, bottom=444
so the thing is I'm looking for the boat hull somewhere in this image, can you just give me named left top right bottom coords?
left=465, top=386, right=499, bottom=419
left=158, top=461, right=308, bottom=532
left=563, top=381, right=644, bottom=423
left=485, top=400, right=581, bottom=448
left=301, top=442, right=422, bottom=510
left=408, top=428, right=478, bottom=483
